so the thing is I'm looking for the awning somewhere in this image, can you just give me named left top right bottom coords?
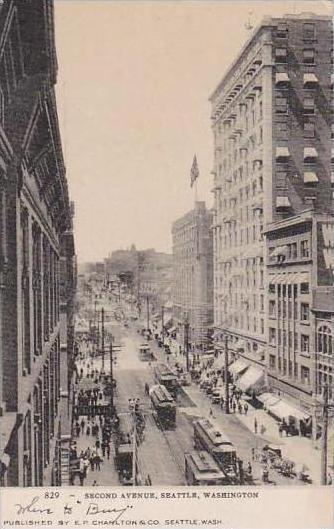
left=303, top=73, right=318, bottom=86
left=164, top=318, right=173, bottom=329
left=229, top=359, right=249, bottom=376
left=0, top=453, right=10, bottom=468
left=257, top=392, right=281, bottom=407
left=303, top=171, right=318, bottom=183
left=303, top=147, right=318, bottom=160
left=269, top=399, right=311, bottom=422
left=276, top=146, right=290, bottom=159
left=236, top=366, right=264, bottom=392
left=276, top=196, right=291, bottom=208
left=270, top=245, right=289, bottom=258
left=235, top=339, right=247, bottom=352
left=214, top=355, right=225, bottom=369
left=275, top=72, right=290, bottom=84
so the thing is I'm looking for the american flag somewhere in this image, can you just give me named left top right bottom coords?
left=190, top=155, right=199, bottom=188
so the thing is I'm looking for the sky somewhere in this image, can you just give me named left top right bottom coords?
left=54, top=0, right=331, bottom=263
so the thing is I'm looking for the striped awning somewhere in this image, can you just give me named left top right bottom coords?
left=303, top=171, right=318, bottom=183
left=303, top=73, right=318, bottom=86
left=275, top=72, right=290, bottom=84
left=303, top=147, right=318, bottom=160
left=276, top=146, right=290, bottom=159
left=276, top=196, right=291, bottom=208
left=236, top=366, right=265, bottom=393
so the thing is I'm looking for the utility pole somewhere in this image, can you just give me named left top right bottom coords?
left=161, top=305, right=165, bottom=347
left=101, top=307, right=105, bottom=373
left=184, top=315, right=190, bottom=372
left=321, top=384, right=329, bottom=485
left=146, top=295, right=150, bottom=331
left=109, top=341, right=114, bottom=410
left=224, top=335, right=230, bottom=414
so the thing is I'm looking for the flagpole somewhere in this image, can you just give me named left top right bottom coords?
left=194, top=178, right=198, bottom=204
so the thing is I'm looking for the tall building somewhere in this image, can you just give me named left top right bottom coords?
left=172, top=201, right=213, bottom=350
left=210, top=14, right=333, bottom=431
left=0, top=1, right=75, bottom=485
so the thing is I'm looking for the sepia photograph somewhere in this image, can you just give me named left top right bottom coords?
left=0, top=0, right=333, bottom=525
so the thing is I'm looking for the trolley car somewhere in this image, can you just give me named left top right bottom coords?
left=193, top=418, right=238, bottom=483
left=139, top=343, right=155, bottom=361
left=153, top=363, right=179, bottom=397
left=149, top=384, right=176, bottom=429
left=185, top=451, right=227, bottom=486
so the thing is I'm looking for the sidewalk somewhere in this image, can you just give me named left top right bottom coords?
left=71, top=423, right=119, bottom=486
left=162, top=337, right=325, bottom=485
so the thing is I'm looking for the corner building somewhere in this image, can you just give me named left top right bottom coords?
left=0, top=1, right=75, bottom=485
left=172, top=202, right=213, bottom=350
left=210, top=14, right=333, bottom=432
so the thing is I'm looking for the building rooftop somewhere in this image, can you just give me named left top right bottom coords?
left=210, top=12, right=332, bottom=102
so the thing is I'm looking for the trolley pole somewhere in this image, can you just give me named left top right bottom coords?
left=184, top=316, right=190, bottom=372
left=161, top=305, right=165, bottom=346
left=321, top=384, right=329, bottom=485
left=146, top=295, right=150, bottom=331
left=101, top=307, right=105, bottom=373
left=224, top=335, right=230, bottom=414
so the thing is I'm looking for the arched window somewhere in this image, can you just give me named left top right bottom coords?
left=317, top=325, right=333, bottom=356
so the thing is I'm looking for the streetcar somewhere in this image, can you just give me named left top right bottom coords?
left=149, top=384, right=176, bottom=429
left=139, top=343, right=155, bottom=361
left=184, top=451, right=227, bottom=486
left=153, top=363, right=179, bottom=397
left=193, top=418, right=238, bottom=483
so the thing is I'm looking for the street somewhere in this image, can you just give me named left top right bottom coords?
left=72, top=297, right=315, bottom=487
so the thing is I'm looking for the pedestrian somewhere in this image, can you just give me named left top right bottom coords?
left=244, top=402, right=248, bottom=415
left=232, top=401, right=236, bottom=414
left=328, top=473, right=332, bottom=485
left=80, top=418, right=85, bottom=434
left=95, top=448, right=102, bottom=471
left=92, top=480, right=98, bottom=486
left=278, top=423, right=283, bottom=437
left=86, top=424, right=91, bottom=436
left=90, top=451, right=96, bottom=471
left=260, top=424, right=265, bottom=435
left=75, top=423, right=81, bottom=438
left=254, top=418, right=258, bottom=434
left=106, top=443, right=111, bottom=460
left=101, top=440, right=106, bottom=457
left=209, top=407, right=214, bottom=417
left=238, top=403, right=242, bottom=414
left=247, top=462, right=252, bottom=476
left=251, top=447, right=255, bottom=461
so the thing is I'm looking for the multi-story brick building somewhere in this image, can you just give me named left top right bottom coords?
left=172, top=201, right=213, bottom=350
left=210, top=13, right=333, bottom=431
left=0, top=0, right=75, bottom=486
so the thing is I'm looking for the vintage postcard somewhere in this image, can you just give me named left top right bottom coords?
left=0, top=0, right=333, bottom=528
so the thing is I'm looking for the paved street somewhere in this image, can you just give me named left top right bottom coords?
left=72, top=305, right=320, bottom=487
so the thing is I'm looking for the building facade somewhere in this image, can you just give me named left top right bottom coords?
left=0, top=0, right=75, bottom=486
left=172, top=201, right=213, bottom=350
left=210, top=14, right=333, bottom=428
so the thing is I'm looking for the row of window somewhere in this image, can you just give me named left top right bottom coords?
left=276, top=94, right=319, bottom=115
left=275, top=21, right=317, bottom=41
left=269, top=299, right=310, bottom=321
left=269, top=240, right=310, bottom=263
left=269, top=354, right=311, bottom=383
left=276, top=119, right=325, bottom=139
left=275, top=47, right=333, bottom=65
left=269, top=282, right=309, bottom=294
left=269, top=327, right=311, bottom=353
